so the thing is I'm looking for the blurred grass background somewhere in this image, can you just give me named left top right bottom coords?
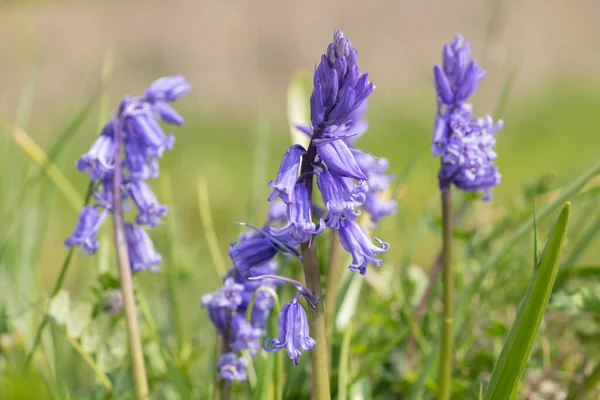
left=1, top=0, right=600, bottom=397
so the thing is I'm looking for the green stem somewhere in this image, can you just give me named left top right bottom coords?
left=301, top=241, right=331, bottom=400
left=299, top=133, right=330, bottom=400
left=113, top=120, right=148, bottom=400
left=325, top=230, right=342, bottom=355
left=439, top=189, right=454, bottom=400
left=24, top=181, right=94, bottom=368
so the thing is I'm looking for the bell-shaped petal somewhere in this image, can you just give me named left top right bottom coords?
left=64, top=206, right=104, bottom=255
left=317, top=168, right=365, bottom=229
left=152, top=101, right=185, bottom=125
left=271, top=183, right=325, bottom=243
left=268, top=145, right=304, bottom=204
left=124, top=139, right=159, bottom=180
left=124, top=223, right=162, bottom=272
left=338, top=219, right=389, bottom=275
left=434, top=65, right=454, bottom=105
left=76, top=122, right=115, bottom=180
left=126, top=109, right=175, bottom=158
left=143, top=75, right=191, bottom=102
left=263, top=292, right=316, bottom=365
left=127, top=180, right=168, bottom=227
left=316, top=138, right=366, bottom=180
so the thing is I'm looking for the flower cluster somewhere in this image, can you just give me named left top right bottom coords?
left=432, top=35, right=502, bottom=200
left=221, top=30, right=393, bottom=369
left=64, top=75, right=191, bottom=270
left=271, top=30, right=391, bottom=275
left=203, top=208, right=285, bottom=381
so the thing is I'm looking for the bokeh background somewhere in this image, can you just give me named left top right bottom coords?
left=1, top=0, right=600, bottom=396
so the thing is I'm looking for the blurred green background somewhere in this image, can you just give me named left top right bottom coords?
left=1, top=0, right=600, bottom=397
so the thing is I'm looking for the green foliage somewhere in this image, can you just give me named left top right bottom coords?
left=484, top=203, right=570, bottom=400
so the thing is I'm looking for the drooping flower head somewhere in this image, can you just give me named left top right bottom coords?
left=65, top=75, right=190, bottom=270
left=264, top=291, right=316, bottom=365
left=432, top=35, right=502, bottom=200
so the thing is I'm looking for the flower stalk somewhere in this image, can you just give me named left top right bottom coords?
left=300, top=140, right=331, bottom=400
left=112, top=120, right=149, bottom=400
left=438, top=189, right=454, bottom=400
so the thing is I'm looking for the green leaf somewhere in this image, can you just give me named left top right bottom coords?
left=483, top=202, right=570, bottom=400
left=286, top=69, right=312, bottom=148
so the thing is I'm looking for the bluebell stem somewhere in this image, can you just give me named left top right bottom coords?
left=431, top=35, right=502, bottom=400
left=64, top=75, right=190, bottom=400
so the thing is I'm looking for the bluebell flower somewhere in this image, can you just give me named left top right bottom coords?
left=127, top=179, right=168, bottom=227
left=268, top=144, right=304, bottom=204
left=143, top=75, right=191, bottom=103
left=65, top=75, right=189, bottom=271
left=431, top=35, right=502, bottom=199
left=315, top=136, right=366, bottom=180
left=266, top=199, right=288, bottom=226
left=76, top=122, right=114, bottom=180
left=230, top=315, right=262, bottom=355
left=264, top=291, right=316, bottom=365
left=271, top=183, right=325, bottom=243
left=124, top=139, right=159, bottom=180
left=124, top=223, right=162, bottom=272
left=64, top=206, right=104, bottom=255
left=316, top=168, right=365, bottom=229
left=217, top=353, right=248, bottom=382
left=338, top=219, right=389, bottom=275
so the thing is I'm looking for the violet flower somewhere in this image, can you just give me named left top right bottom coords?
left=217, top=353, right=248, bottom=382
left=64, top=75, right=190, bottom=271
left=264, top=291, right=316, bottom=365
left=432, top=35, right=502, bottom=200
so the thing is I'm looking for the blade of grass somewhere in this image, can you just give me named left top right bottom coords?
left=197, top=179, right=228, bottom=278
left=11, top=127, right=82, bottom=209
left=483, top=203, right=570, bottom=400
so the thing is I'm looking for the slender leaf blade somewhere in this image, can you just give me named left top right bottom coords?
left=484, top=202, right=570, bottom=400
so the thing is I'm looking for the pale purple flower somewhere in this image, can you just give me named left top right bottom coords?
left=268, top=145, right=304, bottom=204
left=124, top=223, right=162, bottom=272
left=315, top=137, right=366, bottom=180
left=76, top=122, right=114, bottom=180
left=217, top=353, right=248, bottom=382
left=271, top=183, right=325, bottom=243
left=64, top=206, right=104, bottom=255
left=338, top=219, right=389, bottom=275
left=127, top=179, right=168, bottom=227
left=264, top=291, right=316, bottom=365
left=230, top=315, right=262, bottom=355
left=65, top=75, right=189, bottom=271
left=432, top=35, right=501, bottom=200
left=316, top=168, right=365, bottom=228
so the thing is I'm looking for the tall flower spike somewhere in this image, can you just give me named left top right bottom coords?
left=263, top=292, right=316, bottom=365
left=65, top=75, right=189, bottom=269
left=432, top=35, right=502, bottom=200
